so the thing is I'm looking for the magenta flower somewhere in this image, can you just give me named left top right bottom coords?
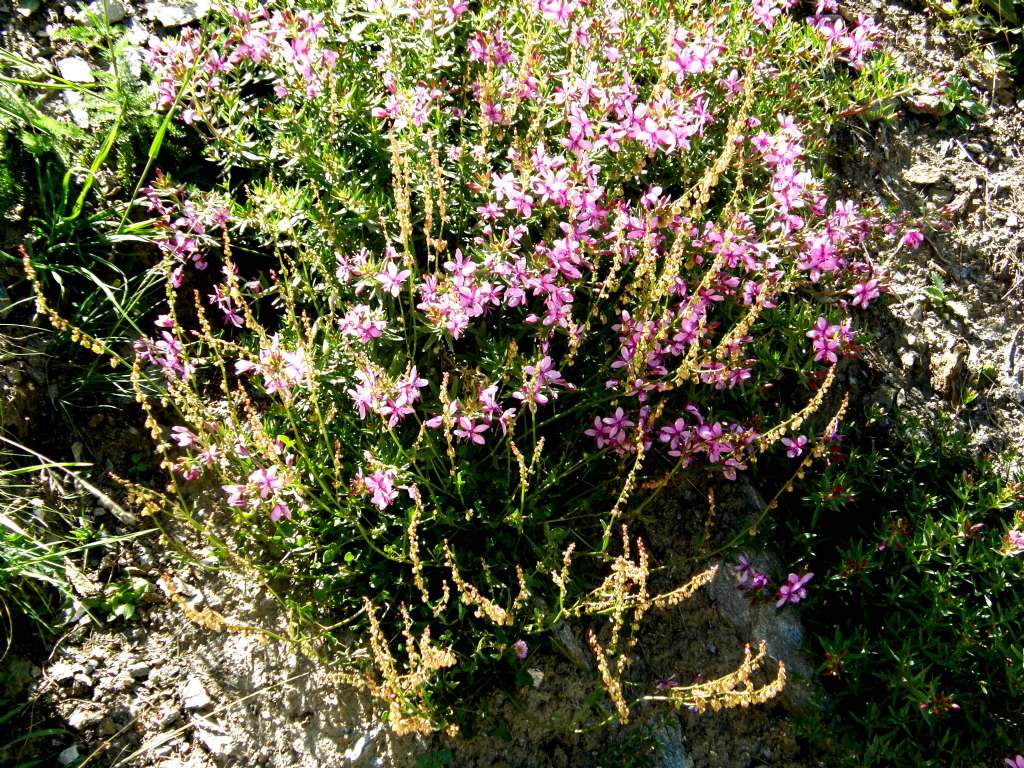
left=901, top=229, right=924, bottom=250
left=806, top=316, right=842, bottom=363
left=849, top=278, right=881, bottom=309
left=735, top=554, right=754, bottom=582
left=776, top=572, right=813, bottom=607
left=781, top=435, right=808, bottom=458
left=1004, top=756, right=1024, bottom=768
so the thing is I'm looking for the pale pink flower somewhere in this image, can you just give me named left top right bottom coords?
left=249, top=466, right=283, bottom=499
left=376, top=262, right=411, bottom=297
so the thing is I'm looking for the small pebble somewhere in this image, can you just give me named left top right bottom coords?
left=56, top=56, right=95, bottom=84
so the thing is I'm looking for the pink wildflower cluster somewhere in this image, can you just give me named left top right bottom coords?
left=736, top=556, right=814, bottom=608
left=348, top=365, right=429, bottom=427
left=144, top=7, right=338, bottom=121
left=587, top=403, right=757, bottom=479
left=167, top=421, right=304, bottom=523
left=137, top=0, right=904, bottom=532
left=223, top=458, right=305, bottom=522
left=426, top=383, right=516, bottom=445
left=806, top=316, right=854, bottom=364
left=667, top=24, right=725, bottom=80
left=134, top=314, right=195, bottom=380
left=234, top=334, right=310, bottom=398
left=735, top=555, right=770, bottom=592
left=138, top=174, right=229, bottom=288
left=415, top=249, right=507, bottom=339
left=808, top=0, right=882, bottom=70
left=168, top=425, right=221, bottom=481
left=354, top=456, right=403, bottom=510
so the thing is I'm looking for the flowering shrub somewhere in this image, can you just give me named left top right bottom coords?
left=38, top=0, right=919, bottom=733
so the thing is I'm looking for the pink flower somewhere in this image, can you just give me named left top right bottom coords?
left=270, top=501, right=292, bottom=522
left=249, top=466, right=284, bottom=499
left=806, top=316, right=842, bottom=363
left=170, top=426, right=196, bottom=447
left=776, top=572, right=813, bottom=607
left=781, top=435, right=807, bottom=458
left=364, top=468, right=398, bottom=510
left=901, top=229, right=924, bottom=250
left=444, top=0, right=468, bottom=22
left=1004, top=529, right=1024, bottom=555
left=537, top=0, right=577, bottom=26
left=849, top=278, right=881, bottom=309
left=376, top=262, right=411, bottom=297
left=735, top=554, right=754, bottom=582
left=453, top=417, right=489, bottom=445
left=513, top=639, right=528, bottom=660
left=1004, top=756, right=1024, bottom=768
left=223, top=484, right=248, bottom=508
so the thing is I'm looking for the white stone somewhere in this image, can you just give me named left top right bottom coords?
left=56, top=57, right=95, bottom=84
left=16, top=0, right=40, bottom=18
left=68, top=706, right=104, bottom=730
left=49, top=661, right=77, bottom=682
left=145, top=0, right=211, bottom=27
left=58, top=745, right=80, bottom=765
left=197, top=728, right=234, bottom=757
left=180, top=676, right=212, bottom=710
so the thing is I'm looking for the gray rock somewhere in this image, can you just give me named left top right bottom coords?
left=58, top=745, right=80, bottom=765
left=654, top=714, right=694, bottom=768
left=72, top=672, right=94, bottom=688
left=342, top=724, right=382, bottom=762
left=128, top=662, right=151, bottom=679
left=56, top=57, right=95, bottom=84
left=708, top=554, right=815, bottom=712
left=50, top=661, right=78, bottom=682
left=196, top=727, right=235, bottom=759
left=180, top=676, right=211, bottom=710
left=157, top=704, right=182, bottom=728
left=89, top=0, right=126, bottom=22
left=145, top=0, right=210, bottom=27
left=550, top=620, right=594, bottom=671
left=903, top=162, right=943, bottom=185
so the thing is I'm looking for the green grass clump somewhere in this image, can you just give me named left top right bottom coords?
left=778, top=409, right=1024, bottom=766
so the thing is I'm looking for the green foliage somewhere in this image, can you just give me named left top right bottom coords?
left=929, top=0, right=1024, bottom=83
left=779, top=408, right=1024, bottom=766
left=0, top=438, right=150, bottom=647
left=0, top=25, right=167, bottom=422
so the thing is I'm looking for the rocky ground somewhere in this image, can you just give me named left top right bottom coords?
left=1, top=0, right=1023, bottom=766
